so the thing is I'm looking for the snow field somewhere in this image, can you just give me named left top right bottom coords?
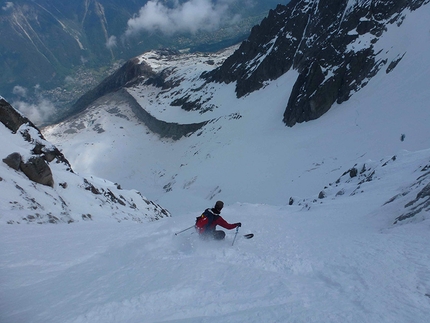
left=1, top=197, right=429, bottom=323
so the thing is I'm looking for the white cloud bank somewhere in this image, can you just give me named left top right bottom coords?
left=2, top=2, right=14, bottom=11
left=125, top=0, right=240, bottom=36
left=106, top=35, right=117, bottom=49
left=12, top=85, right=56, bottom=126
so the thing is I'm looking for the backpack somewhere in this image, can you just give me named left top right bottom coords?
left=195, top=214, right=209, bottom=234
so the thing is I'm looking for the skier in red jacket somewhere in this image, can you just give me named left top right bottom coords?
left=195, top=201, right=241, bottom=240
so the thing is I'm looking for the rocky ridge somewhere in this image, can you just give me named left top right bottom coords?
left=70, top=47, right=238, bottom=140
left=206, top=0, right=430, bottom=126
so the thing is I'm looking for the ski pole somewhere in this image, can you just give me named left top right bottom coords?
left=174, top=225, right=195, bottom=235
left=232, top=226, right=239, bottom=246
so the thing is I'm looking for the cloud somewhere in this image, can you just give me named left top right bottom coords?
left=125, top=0, right=239, bottom=36
left=2, top=2, right=14, bottom=11
left=12, top=85, right=57, bottom=126
left=13, top=99, right=57, bottom=126
left=12, top=85, right=28, bottom=98
left=106, top=35, right=117, bottom=49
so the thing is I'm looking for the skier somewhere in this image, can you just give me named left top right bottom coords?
left=195, top=200, right=241, bottom=240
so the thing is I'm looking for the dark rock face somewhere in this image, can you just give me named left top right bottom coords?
left=206, top=0, right=430, bottom=126
left=3, top=152, right=22, bottom=171
left=20, top=156, right=54, bottom=187
left=0, top=98, right=36, bottom=133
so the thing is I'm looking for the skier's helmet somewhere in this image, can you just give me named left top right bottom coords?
left=214, top=200, right=224, bottom=212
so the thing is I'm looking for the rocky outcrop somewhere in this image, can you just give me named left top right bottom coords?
left=0, top=98, right=36, bottom=133
left=20, top=156, right=54, bottom=187
left=2, top=152, right=21, bottom=171
left=1, top=151, right=53, bottom=187
left=288, top=153, right=430, bottom=225
left=206, top=0, right=430, bottom=126
left=393, top=166, right=430, bottom=224
left=1, top=98, right=72, bottom=186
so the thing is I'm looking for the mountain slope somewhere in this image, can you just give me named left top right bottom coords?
left=1, top=152, right=430, bottom=322
left=43, top=0, right=430, bottom=217
left=0, top=98, right=170, bottom=224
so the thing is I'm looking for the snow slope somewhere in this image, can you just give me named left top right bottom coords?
left=1, top=2, right=430, bottom=323
left=0, top=101, right=170, bottom=224
left=1, top=163, right=430, bottom=322
left=43, top=3, right=430, bottom=215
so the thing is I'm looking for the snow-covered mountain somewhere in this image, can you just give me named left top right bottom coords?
left=0, top=98, right=170, bottom=224
left=1, top=1, right=430, bottom=322
left=0, top=0, right=287, bottom=110
left=208, top=0, right=430, bottom=126
left=42, top=0, right=430, bottom=219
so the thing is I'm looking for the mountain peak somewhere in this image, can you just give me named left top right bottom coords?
left=206, top=0, right=430, bottom=126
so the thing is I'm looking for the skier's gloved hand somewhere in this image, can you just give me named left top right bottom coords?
left=235, top=222, right=242, bottom=228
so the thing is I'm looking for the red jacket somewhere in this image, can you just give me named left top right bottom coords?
left=198, top=208, right=237, bottom=234
left=209, top=214, right=237, bottom=231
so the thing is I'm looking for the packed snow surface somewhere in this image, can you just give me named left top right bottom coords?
left=1, top=195, right=430, bottom=323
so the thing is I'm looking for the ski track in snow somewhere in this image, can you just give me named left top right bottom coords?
left=1, top=200, right=430, bottom=323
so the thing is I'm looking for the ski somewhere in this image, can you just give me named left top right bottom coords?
left=243, top=233, right=254, bottom=239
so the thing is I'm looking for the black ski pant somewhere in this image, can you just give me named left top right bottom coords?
left=201, top=230, right=226, bottom=240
